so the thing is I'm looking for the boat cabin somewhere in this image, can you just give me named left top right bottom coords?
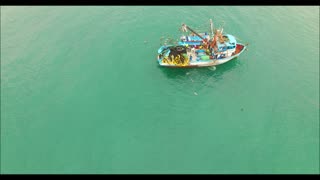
left=214, top=34, right=237, bottom=58
left=216, top=34, right=237, bottom=51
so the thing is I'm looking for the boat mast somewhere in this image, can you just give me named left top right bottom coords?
left=210, top=19, right=214, bottom=37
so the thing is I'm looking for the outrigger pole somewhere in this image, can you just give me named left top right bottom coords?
left=181, top=23, right=214, bottom=50
left=181, top=23, right=205, bottom=41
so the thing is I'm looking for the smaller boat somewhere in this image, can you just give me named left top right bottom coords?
left=157, top=19, right=247, bottom=68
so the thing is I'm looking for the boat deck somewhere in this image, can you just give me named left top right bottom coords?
left=158, top=43, right=246, bottom=68
left=186, top=51, right=198, bottom=62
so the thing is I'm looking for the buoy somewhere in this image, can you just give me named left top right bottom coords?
left=209, top=66, right=216, bottom=71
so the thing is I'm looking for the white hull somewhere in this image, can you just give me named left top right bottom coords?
left=158, top=43, right=246, bottom=68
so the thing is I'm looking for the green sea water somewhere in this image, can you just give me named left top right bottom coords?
left=1, top=6, right=319, bottom=174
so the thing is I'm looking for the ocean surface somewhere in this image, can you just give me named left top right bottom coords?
left=1, top=6, right=319, bottom=174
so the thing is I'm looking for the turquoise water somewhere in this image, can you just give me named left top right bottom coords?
left=1, top=6, right=319, bottom=174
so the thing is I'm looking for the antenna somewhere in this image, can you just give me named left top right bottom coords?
left=210, top=19, right=214, bottom=36
left=221, top=21, right=225, bottom=33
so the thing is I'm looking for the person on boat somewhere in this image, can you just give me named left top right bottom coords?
left=206, top=48, right=210, bottom=55
left=191, top=47, right=195, bottom=54
left=202, top=39, right=209, bottom=49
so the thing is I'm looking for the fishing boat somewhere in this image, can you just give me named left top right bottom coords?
left=157, top=19, right=247, bottom=68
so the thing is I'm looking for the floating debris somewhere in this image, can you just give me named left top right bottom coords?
left=194, top=92, right=198, bottom=96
